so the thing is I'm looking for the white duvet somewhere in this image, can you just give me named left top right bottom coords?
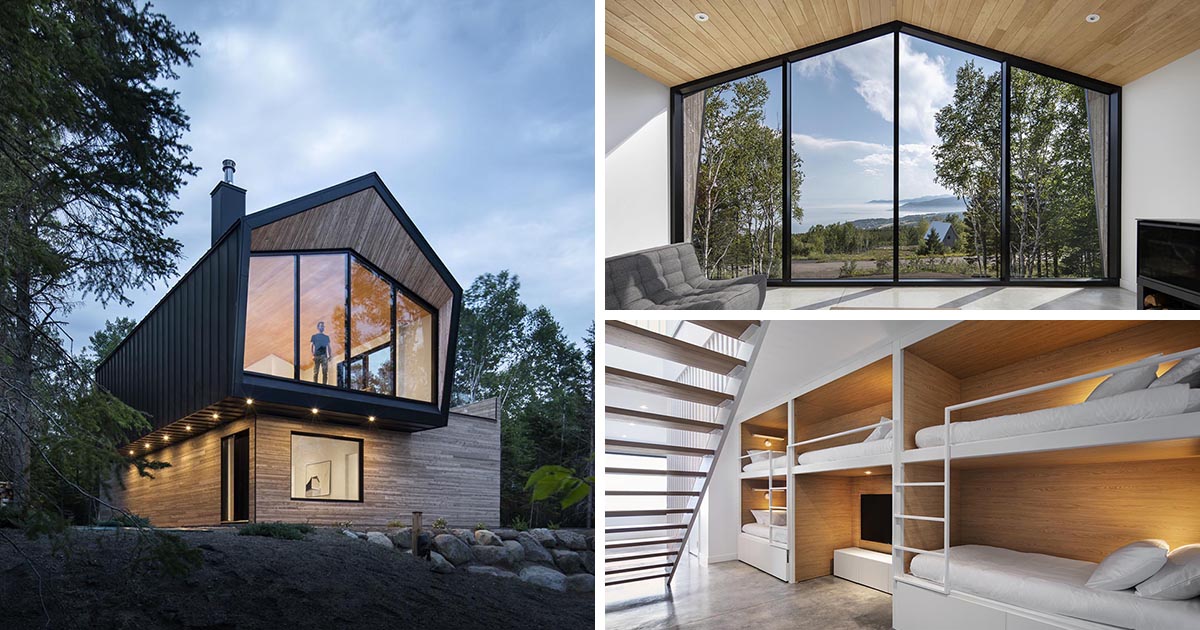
left=741, top=523, right=788, bottom=544
left=910, top=545, right=1200, bottom=630
left=915, top=384, right=1200, bottom=448
left=796, top=438, right=892, bottom=465
left=742, top=456, right=788, bottom=473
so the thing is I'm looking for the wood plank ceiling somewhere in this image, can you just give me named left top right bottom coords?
left=607, top=0, right=1200, bottom=86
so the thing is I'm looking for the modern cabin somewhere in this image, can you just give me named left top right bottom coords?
left=98, top=162, right=500, bottom=527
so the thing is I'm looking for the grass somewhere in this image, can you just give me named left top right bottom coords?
left=237, top=522, right=314, bottom=540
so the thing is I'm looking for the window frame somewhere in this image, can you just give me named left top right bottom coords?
left=244, top=248, right=439, bottom=405
left=288, top=431, right=365, bottom=503
left=669, top=21, right=1120, bottom=287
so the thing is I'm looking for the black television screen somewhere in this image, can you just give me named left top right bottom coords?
left=860, top=494, right=891, bottom=545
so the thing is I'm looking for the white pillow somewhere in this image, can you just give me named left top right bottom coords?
left=747, top=450, right=772, bottom=463
left=750, top=509, right=768, bottom=525
left=863, top=417, right=893, bottom=443
left=1150, top=354, right=1200, bottom=389
left=1087, top=356, right=1162, bottom=401
left=1136, top=544, right=1200, bottom=600
left=1085, top=539, right=1169, bottom=590
left=769, top=510, right=787, bottom=526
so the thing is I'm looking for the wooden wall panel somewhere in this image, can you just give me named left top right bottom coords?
left=794, top=401, right=893, bottom=453
left=902, top=351, right=961, bottom=449
left=792, top=475, right=853, bottom=581
left=741, top=479, right=776, bottom=527
left=959, top=458, right=1200, bottom=563
left=110, top=419, right=255, bottom=527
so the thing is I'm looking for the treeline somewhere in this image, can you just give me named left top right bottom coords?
left=452, top=271, right=594, bottom=529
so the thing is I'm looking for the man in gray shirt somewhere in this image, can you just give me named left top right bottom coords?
left=311, top=321, right=332, bottom=384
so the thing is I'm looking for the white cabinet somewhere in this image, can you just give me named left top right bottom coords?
left=737, top=533, right=788, bottom=581
left=893, top=581, right=1006, bottom=630
left=833, top=547, right=893, bottom=594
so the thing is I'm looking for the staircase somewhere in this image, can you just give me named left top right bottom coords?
left=603, top=320, right=763, bottom=587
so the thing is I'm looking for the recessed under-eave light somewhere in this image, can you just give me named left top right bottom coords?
left=128, top=450, right=134, bottom=456
left=368, top=416, right=376, bottom=422
left=245, top=398, right=254, bottom=405
left=694, top=12, right=709, bottom=22
left=311, top=407, right=319, bottom=415
left=1085, top=13, right=1100, bottom=23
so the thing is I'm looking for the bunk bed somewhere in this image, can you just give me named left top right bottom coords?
left=893, top=327, right=1200, bottom=630
left=738, top=407, right=790, bottom=580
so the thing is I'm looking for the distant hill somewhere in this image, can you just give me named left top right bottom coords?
left=864, top=195, right=965, bottom=210
left=837, top=211, right=964, bottom=231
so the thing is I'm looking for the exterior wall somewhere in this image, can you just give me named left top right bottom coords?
left=110, top=402, right=500, bottom=528
left=605, top=56, right=670, bottom=256
left=110, top=418, right=255, bottom=527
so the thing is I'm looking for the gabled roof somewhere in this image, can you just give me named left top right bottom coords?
left=927, top=221, right=954, bottom=241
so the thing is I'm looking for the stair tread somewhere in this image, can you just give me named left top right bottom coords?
left=606, top=321, right=746, bottom=374
left=606, top=467, right=706, bottom=477
left=605, top=524, right=688, bottom=534
left=606, top=367, right=734, bottom=406
left=607, top=490, right=700, bottom=496
left=606, top=406, right=724, bottom=433
left=605, top=537, right=685, bottom=549
left=605, top=439, right=715, bottom=456
left=608, top=561, right=675, bottom=576
left=607, top=550, right=680, bottom=562
left=607, top=508, right=694, bottom=517
left=691, top=320, right=759, bottom=340
left=606, top=571, right=671, bottom=586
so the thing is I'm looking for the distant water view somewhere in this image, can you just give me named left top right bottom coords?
left=792, top=196, right=967, bottom=233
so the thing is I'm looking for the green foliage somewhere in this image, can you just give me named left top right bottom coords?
left=548, top=522, right=560, bottom=531
left=431, top=517, right=448, bottom=529
left=94, top=513, right=151, bottom=528
left=238, top=522, right=314, bottom=540
left=473, top=522, right=487, bottom=531
left=509, top=516, right=530, bottom=532
left=917, top=228, right=946, bottom=256
left=387, top=519, right=406, bottom=528
left=525, top=463, right=593, bottom=509
left=453, top=271, right=528, bottom=406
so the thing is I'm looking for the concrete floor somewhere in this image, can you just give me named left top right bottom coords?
left=605, top=557, right=892, bottom=630
left=764, top=285, right=1136, bottom=310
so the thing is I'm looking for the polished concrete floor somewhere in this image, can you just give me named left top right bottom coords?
left=764, top=285, right=1136, bottom=310
left=605, top=557, right=892, bottom=630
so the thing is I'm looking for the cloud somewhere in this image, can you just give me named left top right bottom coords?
left=792, top=133, right=887, bottom=154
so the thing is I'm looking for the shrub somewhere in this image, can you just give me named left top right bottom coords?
left=473, top=522, right=487, bottom=531
left=238, top=522, right=314, bottom=540
left=548, top=522, right=560, bottom=530
left=431, top=517, right=447, bottom=529
left=510, top=516, right=529, bottom=531
left=333, top=521, right=353, bottom=528
left=387, top=519, right=406, bottom=528
left=94, top=513, right=151, bottom=528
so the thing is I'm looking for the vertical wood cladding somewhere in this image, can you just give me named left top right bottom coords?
left=110, top=405, right=499, bottom=528
left=96, top=227, right=242, bottom=432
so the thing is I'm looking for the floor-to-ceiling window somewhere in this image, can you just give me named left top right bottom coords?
left=672, top=24, right=1117, bottom=286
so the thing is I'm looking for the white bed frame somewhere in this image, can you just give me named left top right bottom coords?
left=736, top=448, right=789, bottom=580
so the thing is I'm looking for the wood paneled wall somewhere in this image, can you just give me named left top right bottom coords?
left=794, top=401, right=893, bottom=453
left=959, top=458, right=1200, bottom=563
left=902, top=351, right=961, bottom=449
left=793, top=474, right=853, bottom=581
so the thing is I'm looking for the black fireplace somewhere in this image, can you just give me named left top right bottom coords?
left=1138, top=219, right=1200, bottom=309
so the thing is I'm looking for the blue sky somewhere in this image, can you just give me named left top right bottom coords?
left=738, top=33, right=997, bottom=230
left=62, top=0, right=594, bottom=352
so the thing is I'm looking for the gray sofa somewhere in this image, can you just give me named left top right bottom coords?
left=605, top=243, right=767, bottom=310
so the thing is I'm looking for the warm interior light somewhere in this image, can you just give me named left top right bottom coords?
left=246, top=398, right=254, bottom=405
left=764, top=440, right=772, bottom=447
left=694, top=12, right=709, bottom=22
left=212, top=412, right=219, bottom=420
left=865, top=470, right=872, bottom=475
left=144, top=443, right=150, bottom=449
left=128, top=450, right=134, bottom=456
left=368, top=416, right=376, bottom=422
left=1085, top=13, right=1100, bottom=23
left=163, top=435, right=169, bottom=441
left=186, top=425, right=192, bottom=432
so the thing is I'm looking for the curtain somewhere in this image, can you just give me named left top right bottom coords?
left=681, top=90, right=706, bottom=242
left=1085, top=89, right=1109, bottom=276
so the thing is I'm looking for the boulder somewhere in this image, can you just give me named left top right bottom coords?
left=515, top=532, right=554, bottom=565
left=566, top=573, right=595, bottom=593
left=529, top=528, right=557, bottom=548
left=492, top=528, right=520, bottom=541
left=366, top=532, right=393, bottom=548
left=503, top=540, right=525, bottom=564
left=579, top=550, right=594, bottom=575
left=341, top=530, right=358, bottom=540
left=474, top=529, right=503, bottom=547
left=550, top=549, right=585, bottom=574
left=451, top=528, right=476, bottom=547
left=518, top=564, right=567, bottom=592
left=471, top=544, right=514, bottom=569
left=587, top=534, right=594, bottom=551
left=553, top=530, right=588, bottom=551
left=429, top=551, right=454, bottom=574
left=389, top=527, right=412, bottom=548
left=467, top=565, right=518, bottom=579
left=433, top=534, right=472, bottom=566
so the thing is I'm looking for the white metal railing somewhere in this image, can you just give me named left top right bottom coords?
left=895, top=345, right=1200, bottom=596
left=739, top=450, right=789, bottom=549
left=787, top=418, right=892, bottom=466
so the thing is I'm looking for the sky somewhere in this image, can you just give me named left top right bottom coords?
left=739, top=33, right=995, bottom=230
left=61, top=0, right=594, bottom=352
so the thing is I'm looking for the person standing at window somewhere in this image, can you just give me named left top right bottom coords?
left=311, top=321, right=332, bottom=384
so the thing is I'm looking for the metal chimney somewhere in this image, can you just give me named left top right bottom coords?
left=222, top=159, right=236, bottom=183
left=211, top=159, right=245, bottom=244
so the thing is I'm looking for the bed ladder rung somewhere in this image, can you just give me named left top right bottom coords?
left=894, top=482, right=944, bottom=487
left=894, top=514, right=945, bottom=522
left=893, top=545, right=944, bottom=557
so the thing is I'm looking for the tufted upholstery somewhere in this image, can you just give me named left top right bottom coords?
left=605, top=243, right=767, bottom=310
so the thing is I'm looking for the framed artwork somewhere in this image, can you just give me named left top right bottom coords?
left=304, top=460, right=332, bottom=498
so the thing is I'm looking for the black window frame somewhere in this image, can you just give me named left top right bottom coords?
left=669, top=21, right=1121, bottom=288
left=244, top=248, right=439, bottom=405
left=288, top=431, right=365, bottom=503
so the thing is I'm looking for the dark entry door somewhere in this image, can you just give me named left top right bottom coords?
left=221, top=430, right=249, bottom=522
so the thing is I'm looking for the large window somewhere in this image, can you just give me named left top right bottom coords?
left=242, top=251, right=436, bottom=403
left=290, top=433, right=361, bottom=502
left=674, top=24, right=1117, bottom=285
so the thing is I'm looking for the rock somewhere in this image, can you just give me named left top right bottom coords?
left=471, top=544, right=514, bottom=569
left=529, top=528, right=557, bottom=548
left=429, top=551, right=454, bottom=574
left=389, top=527, right=412, bottom=548
left=433, top=534, right=472, bottom=566
left=551, top=549, right=585, bottom=574
left=353, top=531, right=368, bottom=540
left=503, top=540, right=525, bottom=564
left=492, top=528, right=520, bottom=540
left=553, top=530, right=588, bottom=551
left=578, top=550, right=594, bottom=575
left=518, top=564, right=567, bottom=592
left=566, top=573, right=595, bottom=593
left=451, top=528, right=476, bottom=547
left=587, top=534, right=594, bottom=551
left=474, top=529, right=503, bottom=547
left=366, top=531, right=393, bottom=548
left=342, top=530, right=358, bottom=540
left=467, top=565, right=518, bottom=579
left=515, top=532, right=554, bottom=565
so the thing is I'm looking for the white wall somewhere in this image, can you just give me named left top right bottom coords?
left=605, top=56, right=670, bottom=257
left=1121, top=48, right=1200, bottom=290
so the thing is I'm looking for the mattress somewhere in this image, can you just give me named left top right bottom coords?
left=910, top=545, right=1200, bottom=630
left=742, top=456, right=787, bottom=473
left=915, top=384, right=1200, bottom=448
left=796, top=437, right=892, bottom=465
left=741, top=523, right=788, bottom=544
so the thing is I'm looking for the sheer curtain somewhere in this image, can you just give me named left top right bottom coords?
left=1085, top=89, right=1109, bottom=276
left=681, top=90, right=705, bottom=242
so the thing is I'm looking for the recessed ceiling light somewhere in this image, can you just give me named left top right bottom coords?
left=1085, top=13, right=1100, bottom=23
left=368, top=416, right=376, bottom=422
left=694, top=12, right=709, bottom=23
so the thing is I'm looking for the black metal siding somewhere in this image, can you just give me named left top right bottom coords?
left=96, top=226, right=242, bottom=431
